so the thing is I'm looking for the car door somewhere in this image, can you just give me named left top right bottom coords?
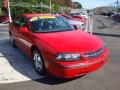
left=10, top=17, right=22, bottom=47
left=16, top=16, right=33, bottom=57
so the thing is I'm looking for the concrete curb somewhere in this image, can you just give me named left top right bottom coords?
left=0, top=76, right=47, bottom=84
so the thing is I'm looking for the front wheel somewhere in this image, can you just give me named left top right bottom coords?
left=33, top=50, right=45, bottom=75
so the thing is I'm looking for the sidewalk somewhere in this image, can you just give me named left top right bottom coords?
left=0, top=40, right=44, bottom=83
left=0, top=23, right=9, bottom=26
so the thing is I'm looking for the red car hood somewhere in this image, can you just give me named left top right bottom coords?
left=34, top=30, right=103, bottom=53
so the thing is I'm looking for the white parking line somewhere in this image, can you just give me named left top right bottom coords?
left=0, top=32, right=8, bottom=34
left=0, top=53, right=46, bottom=84
left=0, top=38, right=9, bottom=41
left=0, top=24, right=9, bottom=26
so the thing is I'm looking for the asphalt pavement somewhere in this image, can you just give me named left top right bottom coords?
left=0, top=24, right=43, bottom=83
left=0, top=15, right=120, bottom=90
left=0, top=24, right=9, bottom=40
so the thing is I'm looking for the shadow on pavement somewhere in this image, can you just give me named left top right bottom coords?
left=34, top=75, right=84, bottom=85
left=0, top=39, right=84, bottom=84
left=93, top=32, right=120, bottom=37
left=0, top=39, right=40, bottom=82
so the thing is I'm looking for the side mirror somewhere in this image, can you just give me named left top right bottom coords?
left=72, top=25, right=77, bottom=30
left=73, top=25, right=78, bottom=30
left=20, top=27, right=29, bottom=33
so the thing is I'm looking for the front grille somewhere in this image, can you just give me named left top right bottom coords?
left=83, top=47, right=104, bottom=58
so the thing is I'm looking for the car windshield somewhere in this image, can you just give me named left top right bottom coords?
left=30, top=16, right=74, bottom=33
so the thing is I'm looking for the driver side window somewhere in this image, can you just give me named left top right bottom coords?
left=20, top=17, right=28, bottom=27
left=13, top=17, right=21, bottom=27
left=13, top=16, right=28, bottom=28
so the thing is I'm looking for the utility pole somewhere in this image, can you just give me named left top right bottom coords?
left=40, top=2, right=43, bottom=13
left=117, top=0, right=119, bottom=13
left=0, top=8, right=1, bottom=14
left=7, top=0, right=12, bottom=23
left=50, top=0, right=52, bottom=13
left=52, top=5, right=54, bottom=14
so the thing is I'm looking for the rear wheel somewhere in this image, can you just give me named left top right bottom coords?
left=33, top=49, right=45, bottom=75
left=10, top=34, right=16, bottom=47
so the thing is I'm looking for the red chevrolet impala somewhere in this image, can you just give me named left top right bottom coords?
left=9, top=14, right=109, bottom=79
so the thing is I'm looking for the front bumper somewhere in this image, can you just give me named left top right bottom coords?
left=45, top=48, right=109, bottom=79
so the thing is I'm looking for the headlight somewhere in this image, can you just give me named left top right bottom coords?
left=56, top=53, right=80, bottom=61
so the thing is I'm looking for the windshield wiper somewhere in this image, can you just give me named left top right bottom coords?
left=32, top=29, right=73, bottom=33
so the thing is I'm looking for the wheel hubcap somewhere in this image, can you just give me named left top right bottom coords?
left=33, top=53, right=43, bottom=71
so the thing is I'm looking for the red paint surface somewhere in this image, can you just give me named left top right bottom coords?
left=9, top=14, right=109, bottom=78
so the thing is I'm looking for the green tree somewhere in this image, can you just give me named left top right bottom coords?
left=1, top=0, right=82, bottom=15
left=74, top=2, right=82, bottom=9
left=53, top=4, right=60, bottom=13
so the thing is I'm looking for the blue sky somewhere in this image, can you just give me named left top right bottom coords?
left=72, top=0, right=116, bottom=9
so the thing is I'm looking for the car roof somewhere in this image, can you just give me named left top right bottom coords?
left=21, top=13, right=59, bottom=18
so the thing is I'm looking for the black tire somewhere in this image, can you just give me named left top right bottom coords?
left=32, top=49, right=45, bottom=75
left=9, top=34, right=16, bottom=47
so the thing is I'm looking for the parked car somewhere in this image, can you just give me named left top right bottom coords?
left=113, top=14, right=120, bottom=21
left=70, top=13, right=88, bottom=20
left=106, top=12, right=115, bottom=17
left=109, top=13, right=116, bottom=19
left=0, top=15, right=9, bottom=23
left=100, top=12, right=107, bottom=16
left=9, top=14, right=109, bottom=79
left=60, top=14, right=86, bottom=30
left=69, top=13, right=84, bottom=19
